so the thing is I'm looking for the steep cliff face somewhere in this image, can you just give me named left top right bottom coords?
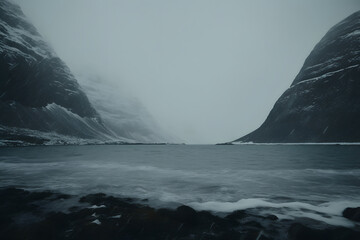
left=236, top=11, right=360, bottom=143
left=0, top=0, right=118, bottom=145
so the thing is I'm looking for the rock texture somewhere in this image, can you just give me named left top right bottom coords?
left=343, top=207, right=360, bottom=222
left=0, top=0, right=171, bottom=146
left=0, top=0, right=167, bottom=145
left=1, top=188, right=359, bottom=240
left=0, top=0, right=120, bottom=145
left=236, top=11, right=360, bottom=143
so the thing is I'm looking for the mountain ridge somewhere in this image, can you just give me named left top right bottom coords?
left=0, top=0, right=124, bottom=145
left=234, top=10, right=360, bottom=143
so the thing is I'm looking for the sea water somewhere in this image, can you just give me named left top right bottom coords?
left=0, top=145, right=359, bottom=227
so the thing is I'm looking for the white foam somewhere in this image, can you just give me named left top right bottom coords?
left=91, top=219, right=101, bottom=225
left=189, top=199, right=360, bottom=227
left=88, top=205, right=106, bottom=209
left=305, top=168, right=360, bottom=175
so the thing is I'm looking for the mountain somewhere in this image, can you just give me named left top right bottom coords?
left=76, top=73, right=173, bottom=143
left=0, top=0, right=135, bottom=145
left=235, top=11, right=360, bottom=143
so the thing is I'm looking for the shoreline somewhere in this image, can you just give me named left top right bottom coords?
left=1, top=188, right=359, bottom=240
left=219, top=142, right=360, bottom=146
left=3, top=142, right=360, bottom=149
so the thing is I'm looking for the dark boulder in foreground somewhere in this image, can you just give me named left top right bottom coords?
left=343, top=207, right=360, bottom=222
left=1, top=188, right=359, bottom=240
left=288, top=223, right=360, bottom=240
left=235, top=11, right=360, bottom=143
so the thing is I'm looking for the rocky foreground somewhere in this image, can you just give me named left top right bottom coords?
left=0, top=188, right=359, bottom=240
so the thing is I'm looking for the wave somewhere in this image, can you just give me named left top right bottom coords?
left=1, top=158, right=359, bottom=177
left=188, top=198, right=360, bottom=227
left=305, top=168, right=360, bottom=175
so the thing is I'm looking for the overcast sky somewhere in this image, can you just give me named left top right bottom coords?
left=14, top=0, right=360, bottom=144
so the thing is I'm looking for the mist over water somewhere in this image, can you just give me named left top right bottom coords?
left=1, top=145, right=360, bottom=227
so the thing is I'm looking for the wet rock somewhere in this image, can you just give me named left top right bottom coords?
left=1, top=188, right=360, bottom=240
left=175, top=205, right=198, bottom=224
left=226, top=210, right=249, bottom=220
left=79, top=193, right=107, bottom=205
left=243, top=220, right=263, bottom=229
left=343, top=207, right=360, bottom=222
left=242, top=229, right=272, bottom=240
left=288, top=223, right=360, bottom=240
left=265, top=215, right=278, bottom=221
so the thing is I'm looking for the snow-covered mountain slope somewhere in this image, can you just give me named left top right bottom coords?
left=0, top=0, right=129, bottom=145
left=235, top=11, right=360, bottom=143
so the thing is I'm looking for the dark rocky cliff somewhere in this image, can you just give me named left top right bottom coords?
left=236, top=11, right=360, bottom=143
left=0, top=0, right=117, bottom=145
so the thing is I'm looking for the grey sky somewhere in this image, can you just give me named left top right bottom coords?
left=14, top=0, right=360, bottom=144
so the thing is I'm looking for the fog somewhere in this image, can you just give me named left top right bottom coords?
left=14, top=0, right=360, bottom=144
